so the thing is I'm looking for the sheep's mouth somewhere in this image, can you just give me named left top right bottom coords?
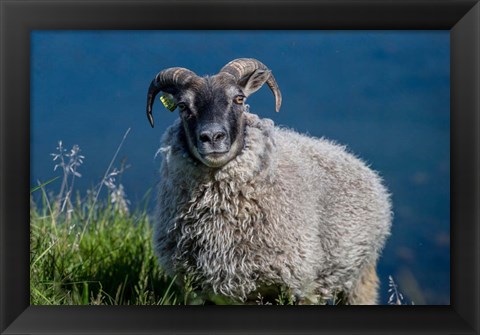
left=204, top=151, right=229, bottom=158
left=200, top=151, right=231, bottom=167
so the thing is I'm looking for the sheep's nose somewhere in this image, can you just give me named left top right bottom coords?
left=199, top=127, right=227, bottom=144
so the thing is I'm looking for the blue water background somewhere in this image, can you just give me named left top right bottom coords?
left=31, top=31, right=450, bottom=305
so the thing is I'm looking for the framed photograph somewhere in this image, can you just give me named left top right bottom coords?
left=1, top=0, right=479, bottom=334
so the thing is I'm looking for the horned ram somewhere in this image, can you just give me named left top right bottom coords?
left=145, top=58, right=392, bottom=304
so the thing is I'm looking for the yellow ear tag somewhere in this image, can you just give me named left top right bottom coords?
left=160, top=94, right=176, bottom=111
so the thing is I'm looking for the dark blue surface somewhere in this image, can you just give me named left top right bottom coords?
left=31, top=31, right=450, bottom=305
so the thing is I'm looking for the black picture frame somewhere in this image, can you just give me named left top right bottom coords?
left=1, top=0, right=479, bottom=334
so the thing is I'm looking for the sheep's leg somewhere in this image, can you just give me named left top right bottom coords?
left=345, top=262, right=379, bottom=305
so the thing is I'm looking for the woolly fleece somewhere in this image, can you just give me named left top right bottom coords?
left=153, top=112, right=392, bottom=304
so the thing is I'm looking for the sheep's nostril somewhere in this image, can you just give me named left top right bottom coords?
left=199, top=132, right=211, bottom=143
left=213, top=131, right=226, bottom=143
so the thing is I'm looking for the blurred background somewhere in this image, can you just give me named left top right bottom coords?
left=30, top=30, right=450, bottom=305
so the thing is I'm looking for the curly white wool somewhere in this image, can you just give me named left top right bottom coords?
left=153, top=112, right=392, bottom=304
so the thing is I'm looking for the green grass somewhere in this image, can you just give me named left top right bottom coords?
left=30, top=191, right=181, bottom=305
left=29, top=134, right=185, bottom=305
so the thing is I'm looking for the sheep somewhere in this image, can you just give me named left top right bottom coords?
left=146, top=58, right=392, bottom=305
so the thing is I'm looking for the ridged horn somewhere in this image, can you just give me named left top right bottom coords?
left=146, top=67, right=198, bottom=127
left=220, top=58, right=282, bottom=112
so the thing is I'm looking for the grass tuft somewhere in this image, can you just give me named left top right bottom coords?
left=30, top=192, right=180, bottom=305
left=30, top=136, right=180, bottom=305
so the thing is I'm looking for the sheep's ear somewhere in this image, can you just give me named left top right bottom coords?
left=238, top=69, right=272, bottom=97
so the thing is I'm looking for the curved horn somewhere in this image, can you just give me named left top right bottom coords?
left=220, top=58, right=282, bottom=112
left=146, top=67, right=198, bottom=127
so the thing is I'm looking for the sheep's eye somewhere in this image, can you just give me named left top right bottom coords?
left=233, top=95, right=245, bottom=105
left=177, top=102, right=187, bottom=111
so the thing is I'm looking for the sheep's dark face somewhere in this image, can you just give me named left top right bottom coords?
left=146, top=58, right=282, bottom=168
left=176, top=74, right=247, bottom=168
